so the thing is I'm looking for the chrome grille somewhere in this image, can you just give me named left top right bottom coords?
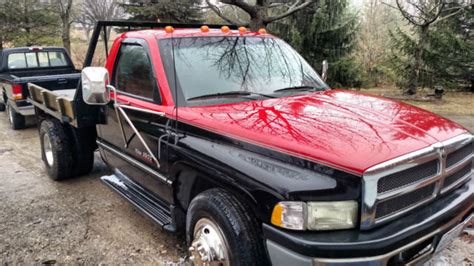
left=442, top=162, right=472, bottom=191
left=375, top=183, right=436, bottom=219
left=361, top=134, right=473, bottom=230
left=446, top=143, right=473, bottom=168
left=377, top=160, right=438, bottom=193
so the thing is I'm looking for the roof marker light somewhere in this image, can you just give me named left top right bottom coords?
left=221, top=26, right=230, bottom=33
left=165, top=26, right=174, bottom=33
left=258, top=28, right=267, bottom=34
left=200, top=25, right=209, bottom=32
left=238, top=26, right=246, bottom=33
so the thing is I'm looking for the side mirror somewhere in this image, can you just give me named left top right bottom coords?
left=81, top=67, right=110, bottom=105
left=321, top=60, right=329, bottom=82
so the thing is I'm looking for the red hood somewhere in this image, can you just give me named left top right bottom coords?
left=177, top=89, right=468, bottom=174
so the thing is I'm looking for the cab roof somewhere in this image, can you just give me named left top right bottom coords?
left=120, top=28, right=276, bottom=40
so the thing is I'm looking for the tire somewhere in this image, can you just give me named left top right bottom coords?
left=39, top=119, right=75, bottom=180
left=186, top=188, right=268, bottom=266
left=7, top=103, right=25, bottom=129
left=0, top=102, right=5, bottom=112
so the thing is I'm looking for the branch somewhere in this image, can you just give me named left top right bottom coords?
left=431, top=6, right=465, bottom=26
left=220, top=0, right=256, bottom=16
left=266, top=0, right=315, bottom=24
left=206, top=0, right=242, bottom=25
left=230, top=6, right=248, bottom=25
left=395, top=0, right=425, bottom=26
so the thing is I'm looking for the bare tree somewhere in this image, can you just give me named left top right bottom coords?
left=356, top=0, right=398, bottom=87
left=53, top=0, right=74, bottom=53
left=76, top=0, right=124, bottom=41
left=387, top=0, right=469, bottom=95
left=206, top=0, right=317, bottom=31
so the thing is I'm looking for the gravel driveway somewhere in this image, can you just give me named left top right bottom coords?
left=0, top=112, right=472, bottom=264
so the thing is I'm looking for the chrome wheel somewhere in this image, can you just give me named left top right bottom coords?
left=7, top=104, right=13, bottom=125
left=189, top=218, right=230, bottom=265
left=43, top=133, right=54, bottom=167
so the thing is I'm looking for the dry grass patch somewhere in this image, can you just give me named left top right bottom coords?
left=360, top=87, right=474, bottom=116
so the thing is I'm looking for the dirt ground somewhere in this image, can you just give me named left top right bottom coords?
left=0, top=116, right=187, bottom=264
left=0, top=111, right=472, bottom=264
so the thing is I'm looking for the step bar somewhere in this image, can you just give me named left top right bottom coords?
left=101, top=171, right=174, bottom=231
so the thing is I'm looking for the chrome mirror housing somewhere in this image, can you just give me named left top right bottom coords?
left=81, top=67, right=110, bottom=105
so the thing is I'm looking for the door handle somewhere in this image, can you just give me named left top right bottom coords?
left=57, top=78, right=68, bottom=84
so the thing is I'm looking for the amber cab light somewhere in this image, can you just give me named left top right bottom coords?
left=221, top=26, right=230, bottom=33
left=238, top=26, right=246, bottom=33
left=258, top=28, right=267, bottom=34
left=165, top=26, right=174, bottom=33
left=200, top=25, right=209, bottom=32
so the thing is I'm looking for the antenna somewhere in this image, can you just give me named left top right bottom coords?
left=171, top=29, right=179, bottom=144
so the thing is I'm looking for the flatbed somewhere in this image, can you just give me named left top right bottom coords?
left=28, top=84, right=77, bottom=125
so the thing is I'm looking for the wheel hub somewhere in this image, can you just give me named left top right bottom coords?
left=43, top=133, right=54, bottom=167
left=189, top=218, right=229, bottom=265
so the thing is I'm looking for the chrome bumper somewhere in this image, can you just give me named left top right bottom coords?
left=266, top=212, right=473, bottom=266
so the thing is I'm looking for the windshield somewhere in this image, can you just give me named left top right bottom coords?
left=158, top=36, right=328, bottom=106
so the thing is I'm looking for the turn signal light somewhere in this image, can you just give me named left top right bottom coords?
left=258, top=28, right=267, bottom=34
left=165, top=26, right=174, bottom=33
left=200, top=25, right=209, bottom=32
left=238, top=26, right=246, bottom=33
left=221, top=26, right=230, bottom=33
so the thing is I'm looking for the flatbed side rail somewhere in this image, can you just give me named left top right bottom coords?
left=27, top=83, right=78, bottom=127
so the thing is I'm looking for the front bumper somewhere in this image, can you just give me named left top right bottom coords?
left=264, top=179, right=473, bottom=266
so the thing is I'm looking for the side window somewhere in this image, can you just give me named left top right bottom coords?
left=113, top=44, right=158, bottom=101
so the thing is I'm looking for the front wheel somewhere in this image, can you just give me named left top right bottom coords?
left=7, top=103, right=25, bottom=129
left=186, top=188, right=268, bottom=266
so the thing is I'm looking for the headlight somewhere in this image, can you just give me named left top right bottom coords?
left=307, top=201, right=358, bottom=230
left=271, top=201, right=358, bottom=230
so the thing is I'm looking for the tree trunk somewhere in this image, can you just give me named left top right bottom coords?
left=404, top=25, right=428, bottom=95
left=249, top=6, right=267, bottom=31
left=62, top=21, right=71, bottom=54
left=59, top=0, right=73, bottom=54
left=0, top=36, right=3, bottom=50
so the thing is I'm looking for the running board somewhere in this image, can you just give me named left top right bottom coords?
left=101, top=172, right=174, bottom=231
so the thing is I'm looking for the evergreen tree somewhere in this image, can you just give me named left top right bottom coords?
left=0, top=0, right=59, bottom=48
left=121, top=0, right=203, bottom=23
left=389, top=0, right=471, bottom=94
left=269, top=0, right=361, bottom=87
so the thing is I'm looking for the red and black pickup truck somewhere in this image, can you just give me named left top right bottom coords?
left=0, top=47, right=80, bottom=129
left=27, top=21, right=473, bottom=265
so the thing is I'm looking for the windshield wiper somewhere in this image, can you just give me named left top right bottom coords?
left=273, top=85, right=325, bottom=93
left=187, top=91, right=275, bottom=101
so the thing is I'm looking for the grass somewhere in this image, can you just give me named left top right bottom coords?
left=360, top=87, right=474, bottom=116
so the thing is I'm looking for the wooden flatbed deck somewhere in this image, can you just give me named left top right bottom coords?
left=27, top=83, right=78, bottom=126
